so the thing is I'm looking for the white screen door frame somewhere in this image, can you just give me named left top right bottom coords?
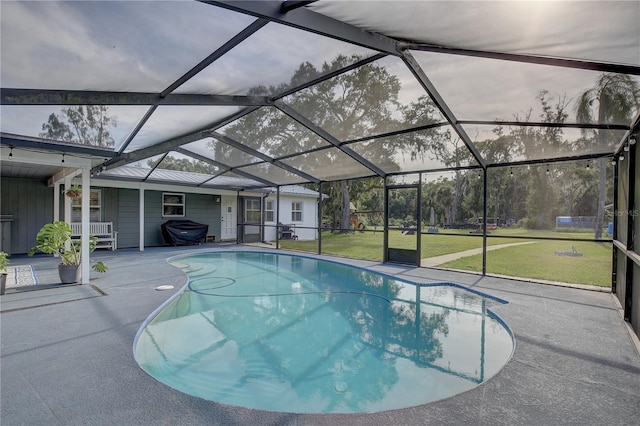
left=221, top=195, right=237, bottom=241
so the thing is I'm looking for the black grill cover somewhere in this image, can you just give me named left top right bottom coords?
left=161, top=220, right=209, bottom=245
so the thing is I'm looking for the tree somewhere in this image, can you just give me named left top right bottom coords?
left=401, top=96, right=462, bottom=224
left=575, top=74, right=640, bottom=238
left=219, top=55, right=446, bottom=232
left=558, top=162, right=599, bottom=217
left=39, top=105, right=117, bottom=148
left=477, top=127, right=517, bottom=227
left=287, top=56, right=403, bottom=232
left=524, top=166, right=559, bottom=229
left=509, top=92, right=570, bottom=228
left=147, top=155, right=216, bottom=174
left=461, top=171, right=484, bottom=225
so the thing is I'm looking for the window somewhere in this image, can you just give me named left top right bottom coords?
left=163, top=193, right=185, bottom=217
left=265, top=200, right=274, bottom=222
left=71, top=189, right=101, bottom=222
left=245, top=198, right=261, bottom=223
left=292, top=201, right=302, bottom=222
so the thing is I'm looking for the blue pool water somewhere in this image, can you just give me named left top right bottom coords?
left=134, top=251, right=514, bottom=414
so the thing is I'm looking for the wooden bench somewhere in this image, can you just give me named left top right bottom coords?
left=71, top=222, right=117, bottom=251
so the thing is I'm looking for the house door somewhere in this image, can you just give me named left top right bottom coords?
left=221, top=196, right=237, bottom=241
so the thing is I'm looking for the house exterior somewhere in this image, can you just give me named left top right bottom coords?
left=262, top=185, right=324, bottom=242
left=1, top=166, right=324, bottom=255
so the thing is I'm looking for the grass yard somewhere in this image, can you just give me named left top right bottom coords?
left=276, top=228, right=612, bottom=287
left=280, top=229, right=535, bottom=259
left=483, top=227, right=604, bottom=240
left=279, top=231, right=385, bottom=261
left=420, top=233, right=525, bottom=257
left=441, top=240, right=612, bottom=286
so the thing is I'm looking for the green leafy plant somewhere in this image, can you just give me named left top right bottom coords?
left=0, top=251, right=9, bottom=273
left=65, top=185, right=82, bottom=198
left=28, top=221, right=107, bottom=272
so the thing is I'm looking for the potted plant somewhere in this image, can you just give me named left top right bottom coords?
left=28, top=221, right=107, bottom=284
left=0, top=251, right=8, bottom=295
left=65, top=185, right=82, bottom=199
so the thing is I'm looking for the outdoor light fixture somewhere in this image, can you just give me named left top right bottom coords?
left=510, top=167, right=513, bottom=177
left=629, top=134, right=637, bottom=145
left=61, top=153, right=65, bottom=163
left=586, top=161, right=590, bottom=169
left=8, top=147, right=13, bottom=159
left=611, top=158, right=617, bottom=166
left=620, top=153, right=625, bottom=162
left=546, top=166, right=550, bottom=174
left=624, top=143, right=630, bottom=152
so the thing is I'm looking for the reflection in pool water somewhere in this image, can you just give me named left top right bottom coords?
left=134, top=251, right=513, bottom=414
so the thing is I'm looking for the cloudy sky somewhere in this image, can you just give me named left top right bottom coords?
left=1, top=1, right=638, bottom=163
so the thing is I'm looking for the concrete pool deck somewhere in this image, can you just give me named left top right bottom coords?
left=1, top=244, right=639, bottom=425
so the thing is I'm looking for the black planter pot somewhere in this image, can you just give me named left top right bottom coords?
left=0, top=273, right=6, bottom=295
left=58, top=264, right=81, bottom=284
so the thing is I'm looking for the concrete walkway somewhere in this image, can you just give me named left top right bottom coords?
left=421, top=241, right=537, bottom=267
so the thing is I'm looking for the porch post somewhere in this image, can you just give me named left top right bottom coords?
left=276, top=188, right=280, bottom=249
left=53, top=182, right=61, bottom=222
left=139, top=186, right=145, bottom=251
left=63, top=175, right=72, bottom=224
left=81, top=168, right=90, bottom=284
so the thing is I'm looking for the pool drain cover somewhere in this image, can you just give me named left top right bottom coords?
left=155, top=285, right=174, bottom=291
left=334, top=381, right=348, bottom=393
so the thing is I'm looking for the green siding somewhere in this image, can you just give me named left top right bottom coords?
left=116, top=189, right=139, bottom=249
left=144, top=191, right=164, bottom=246
left=102, top=187, right=118, bottom=224
left=1, top=181, right=223, bottom=252
left=1, top=177, right=54, bottom=254
left=184, top=193, right=221, bottom=241
left=144, top=191, right=221, bottom=246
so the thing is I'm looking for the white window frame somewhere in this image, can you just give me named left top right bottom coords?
left=245, top=198, right=261, bottom=223
left=291, top=201, right=302, bottom=222
left=163, top=193, right=185, bottom=217
left=71, top=188, right=101, bottom=222
left=265, top=200, right=274, bottom=223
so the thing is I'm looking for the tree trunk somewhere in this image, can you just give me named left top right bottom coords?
left=451, top=170, right=463, bottom=224
left=340, top=180, right=350, bottom=233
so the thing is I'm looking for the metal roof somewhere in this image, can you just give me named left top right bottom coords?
left=1, top=1, right=639, bottom=188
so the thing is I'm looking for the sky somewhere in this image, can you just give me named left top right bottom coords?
left=310, top=1, right=640, bottom=65
left=1, top=1, right=638, bottom=173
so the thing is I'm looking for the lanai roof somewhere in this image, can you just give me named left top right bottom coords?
left=1, top=1, right=639, bottom=189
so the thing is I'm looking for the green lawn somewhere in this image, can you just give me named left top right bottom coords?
left=279, top=231, right=386, bottom=261
left=277, top=229, right=612, bottom=287
left=441, top=240, right=612, bottom=287
left=280, top=230, right=491, bottom=260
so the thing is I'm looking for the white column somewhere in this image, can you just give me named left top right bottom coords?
left=53, top=182, right=61, bottom=222
left=81, top=168, right=90, bottom=284
left=139, top=186, right=145, bottom=251
left=63, top=175, right=72, bottom=224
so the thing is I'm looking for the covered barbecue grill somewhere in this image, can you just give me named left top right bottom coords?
left=161, top=220, right=208, bottom=246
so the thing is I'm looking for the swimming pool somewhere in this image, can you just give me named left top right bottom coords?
left=134, top=251, right=514, bottom=414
